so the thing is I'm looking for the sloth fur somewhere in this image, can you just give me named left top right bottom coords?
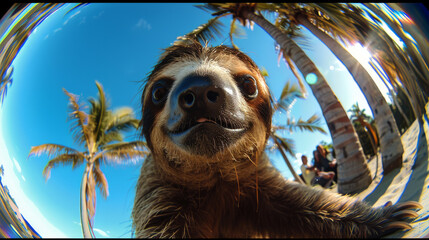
left=132, top=41, right=421, bottom=238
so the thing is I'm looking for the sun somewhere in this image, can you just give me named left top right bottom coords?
left=346, top=43, right=373, bottom=65
left=345, top=42, right=393, bottom=105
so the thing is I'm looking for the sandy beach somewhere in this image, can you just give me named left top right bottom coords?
left=330, top=103, right=429, bottom=238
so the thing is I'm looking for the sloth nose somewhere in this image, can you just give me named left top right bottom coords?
left=176, top=75, right=227, bottom=113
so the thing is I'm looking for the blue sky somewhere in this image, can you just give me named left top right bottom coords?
left=0, top=3, right=391, bottom=238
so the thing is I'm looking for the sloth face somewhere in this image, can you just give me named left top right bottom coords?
left=141, top=43, right=272, bottom=165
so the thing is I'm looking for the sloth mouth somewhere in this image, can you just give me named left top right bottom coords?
left=167, top=114, right=249, bottom=156
left=168, top=116, right=247, bottom=135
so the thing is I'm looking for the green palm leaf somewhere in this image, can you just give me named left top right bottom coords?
left=105, top=107, right=139, bottom=133
left=98, top=131, right=123, bottom=147
left=286, top=114, right=327, bottom=134
left=91, top=81, right=108, bottom=145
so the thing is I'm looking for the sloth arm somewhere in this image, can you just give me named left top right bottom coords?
left=253, top=166, right=421, bottom=238
left=133, top=156, right=216, bottom=238
left=133, top=157, right=421, bottom=238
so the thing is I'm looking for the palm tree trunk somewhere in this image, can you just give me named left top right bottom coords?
left=360, top=120, right=378, bottom=155
left=297, top=14, right=404, bottom=174
left=389, top=88, right=411, bottom=128
left=242, top=10, right=372, bottom=194
left=80, top=164, right=93, bottom=238
left=272, top=136, right=305, bottom=184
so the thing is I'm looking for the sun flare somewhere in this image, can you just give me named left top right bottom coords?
left=346, top=43, right=373, bottom=64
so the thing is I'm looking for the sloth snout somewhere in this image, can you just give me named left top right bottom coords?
left=173, top=74, right=232, bottom=115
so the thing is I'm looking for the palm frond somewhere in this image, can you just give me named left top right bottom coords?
left=286, top=114, right=327, bottom=134
left=229, top=18, right=239, bottom=49
left=97, top=141, right=148, bottom=165
left=174, top=16, right=225, bottom=46
left=98, top=131, right=123, bottom=147
left=279, top=81, right=303, bottom=101
left=94, top=81, right=107, bottom=142
left=306, top=3, right=363, bottom=43
left=95, top=107, right=139, bottom=147
left=28, top=143, right=82, bottom=159
left=63, top=88, right=90, bottom=147
left=275, top=16, right=291, bottom=31
left=195, top=3, right=225, bottom=15
left=281, top=50, right=308, bottom=98
left=93, top=162, right=109, bottom=198
left=272, top=81, right=303, bottom=113
left=89, top=81, right=108, bottom=145
left=271, top=133, right=295, bottom=155
left=105, top=107, right=139, bottom=133
left=255, top=2, right=283, bottom=13
left=42, top=153, right=85, bottom=180
left=260, top=67, right=269, bottom=77
left=0, top=66, right=13, bottom=104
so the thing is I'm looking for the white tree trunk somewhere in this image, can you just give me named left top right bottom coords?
left=80, top=164, right=93, bottom=238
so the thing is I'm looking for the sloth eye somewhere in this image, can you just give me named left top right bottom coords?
left=238, top=74, right=258, bottom=99
left=151, top=82, right=169, bottom=104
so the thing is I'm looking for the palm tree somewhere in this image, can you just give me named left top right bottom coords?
left=194, top=3, right=371, bottom=194
left=28, top=81, right=148, bottom=238
left=348, top=102, right=379, bottom=156
left=269, top=81, right=327, bottom=185
left=270, top=3, right=404, bottom=175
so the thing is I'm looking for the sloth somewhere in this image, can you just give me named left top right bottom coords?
left=132, top=41, right=421, bottom=238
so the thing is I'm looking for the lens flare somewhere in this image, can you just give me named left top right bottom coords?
left=305, top=73, right=318, bottom=85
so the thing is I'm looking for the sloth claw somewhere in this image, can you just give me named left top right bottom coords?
left=378, top=201, right=421, bottom=236
left=391, top=210, right=419, bottom=219
left=395, top=201, right=423, bottom=211
left=383, top=221, right=412, bottom=230
left=381, top=221, right=412, bottom=236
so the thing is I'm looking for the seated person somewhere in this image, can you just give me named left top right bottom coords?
left=300, top=155, right=316, bottom=186
left=316, top=144, right=337, bottom=183
left=312, top=150, right=335, bottom=188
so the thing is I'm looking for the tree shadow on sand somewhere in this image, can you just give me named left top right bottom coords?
left=392, top=114, right=429, bottom=238
left=361, top=114, right=429, bottom=238
left=364, top=119, right=428, bottom=207
left=363, top=168, right=400, bottom=206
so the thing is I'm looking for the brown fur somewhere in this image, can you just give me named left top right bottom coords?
left=132, top=41, right=420, bottom=238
